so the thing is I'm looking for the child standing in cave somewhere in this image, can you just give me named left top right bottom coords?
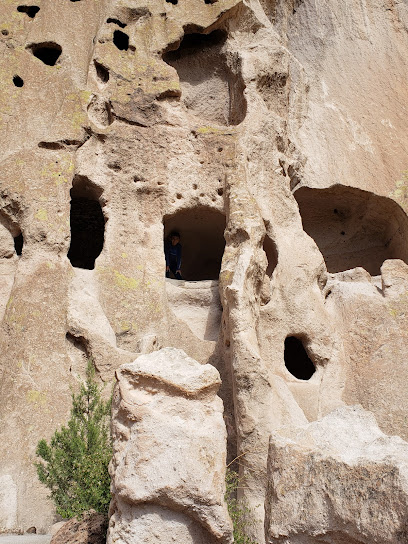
left=165, top=232, right=183, bottom=280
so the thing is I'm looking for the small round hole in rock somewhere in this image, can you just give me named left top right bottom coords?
left=17, top=5, right=40, bottom=17
left=14, top=233, right=23, bottom=255
left=13, top=75, right=24, bottom=87
left=113, top=30, right=129, bottom=51
left=28, top=42, right=62, bottom=66
left=284, top=336, right=316, bottom=380
left=2, top=29, right=9, bottom=36
left=166, top=0, right=178, bottom=4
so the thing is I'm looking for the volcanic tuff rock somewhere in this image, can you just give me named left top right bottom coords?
left=107, top=348, right=233, bottom=544
left=0, top=0, right=408, bottom=541
left=265, top=405, right=408, bottom=544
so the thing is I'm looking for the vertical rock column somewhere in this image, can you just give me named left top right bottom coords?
left=108, top=347, right=233, bottom=544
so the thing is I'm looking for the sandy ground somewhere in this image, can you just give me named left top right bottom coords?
left=0, top=536, right=51, bottom=544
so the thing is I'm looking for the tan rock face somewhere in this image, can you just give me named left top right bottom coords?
left=265, top=405, right=408, bottom=544
left=108, top=348, right=233, bottom=544
left=1, top=0, right=408, bottom=540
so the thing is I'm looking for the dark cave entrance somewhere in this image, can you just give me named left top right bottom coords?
left=67, top=176, right=105, bottom=270
left=164, top=207, right=226, bottom=281
left=284, top=336, right=316, bottom=380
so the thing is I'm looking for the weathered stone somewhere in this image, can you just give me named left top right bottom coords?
left=107, top=348, right=233, bottom=544
left=265, top=405, right=408, bottom=544
left=1, top=0, right=408, bottom=541
left=50, top=511, right=107, bottom=544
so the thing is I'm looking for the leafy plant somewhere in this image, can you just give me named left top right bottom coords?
left=35, top=361, right=112, bottom=519
left=225, top=467, right=259, bottom=544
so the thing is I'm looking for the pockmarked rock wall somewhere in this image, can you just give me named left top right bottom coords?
left=0, top=0, right=408, bottom=540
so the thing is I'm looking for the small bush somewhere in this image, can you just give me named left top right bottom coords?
left=35, top=361, right=112, bottom=519
left=225, top=468, right=258, bottom=544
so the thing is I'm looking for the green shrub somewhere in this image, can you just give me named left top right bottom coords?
left=225, top=468, right=258, bottom=544
left=35, top=361, right=112, bottom=519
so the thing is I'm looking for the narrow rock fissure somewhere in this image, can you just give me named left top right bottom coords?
left=263, top=234, right=278, bottom=277
left=14, top=233, right=23, bottom=256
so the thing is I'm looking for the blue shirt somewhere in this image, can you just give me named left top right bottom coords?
left=165, top=243, right=182, bottom=270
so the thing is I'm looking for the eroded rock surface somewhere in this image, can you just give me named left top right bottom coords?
left=107, top=348, right=233, bottom=544
left=1, top=0, right=408, bottom=539
left=50, top=511, right=107, bottom=544
left=265, top=405, right=408, bottom=544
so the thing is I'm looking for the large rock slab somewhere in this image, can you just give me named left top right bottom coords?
left=107, top=347, right=233, bottom=544
left=265, top=405, right=408, bottom=544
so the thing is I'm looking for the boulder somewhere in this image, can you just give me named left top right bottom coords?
left=50, top=511, right=107, bottom=544
left=107, top=347, right=233, bottom=544
left=265, top=405, right=408, bottom=544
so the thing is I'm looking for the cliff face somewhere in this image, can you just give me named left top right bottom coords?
left=1, top=0, right=408, bottom=540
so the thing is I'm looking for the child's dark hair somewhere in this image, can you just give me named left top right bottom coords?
left=170, top=231, right=180, bottom=239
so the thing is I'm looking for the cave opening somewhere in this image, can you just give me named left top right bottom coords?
left=28, top=42, right=62, bottom=66
left=164, top=207, right=226, bottom=281
left=67, top=176, right=105, bottom=270
left=17, top=5, right=40, bottom=17
left=284, top=336, right=316, bottom=380
left=113, top=30, right=129, bottom=51
left=295, top=185, right=408, bottom=275
left=163, top=29, right=246, bottom=126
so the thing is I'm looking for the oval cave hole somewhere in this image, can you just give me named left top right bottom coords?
left=113, top=30, right=129, bottom=51
left=284, top=336, right=316, bottom=380
left=294, top=185, right=408, bottom=275
left=163, top=30, right=246, bottom=126
left=67, top=176, right=105, bottom=270
left=28, top=42, right=62, bottom=66
left=17, top=5, right=40, bottom=17
left=164, top=207, right=225, bottom=281
left=263, top=234, right=278, bottom=277
left=13, top=75, right=24, bottom=87
left=14, top=232, right=23, bottom=256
